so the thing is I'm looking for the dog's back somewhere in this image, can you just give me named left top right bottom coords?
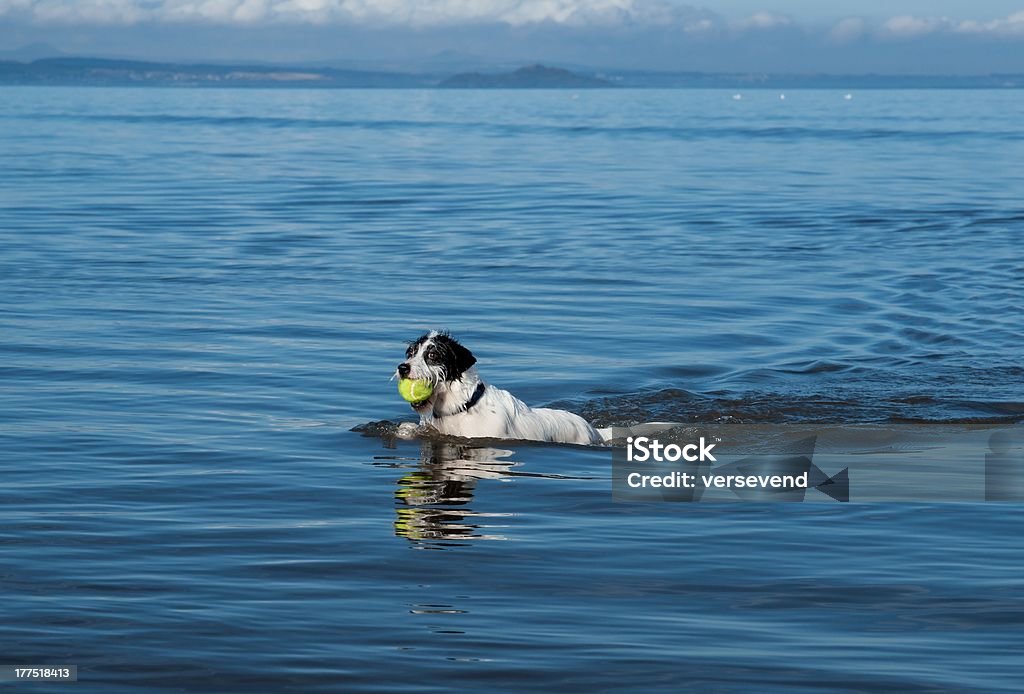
left=426, top=383, right=604, bottom=445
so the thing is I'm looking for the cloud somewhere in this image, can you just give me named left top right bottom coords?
left=0, top=0, right=713, bottom=27
left=879, top=11, right=1024, bottom=39
left=879, top=15, right=953, bottom=38
left=2, top=0, right=1024, bottom=48
left=8, top=0, right=151, bottom=24
left=955, top=10, right=1024, bottom=37
left=734, top=11, right=792, bottom=31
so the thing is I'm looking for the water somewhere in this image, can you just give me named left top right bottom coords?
left=1, top=87, right=1023, bottom=691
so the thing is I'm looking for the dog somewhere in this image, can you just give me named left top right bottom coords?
left=396, top=331, right=612, bottom=445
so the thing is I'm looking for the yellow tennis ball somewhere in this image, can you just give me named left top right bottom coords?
left=398, top=378, right=433, bottom=404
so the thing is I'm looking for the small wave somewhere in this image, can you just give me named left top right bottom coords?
left=775, top=360, right=853, bottom=374
left=577, top=388, right=1024, bottom=426
left=9, top=112, right=1024, bottom=143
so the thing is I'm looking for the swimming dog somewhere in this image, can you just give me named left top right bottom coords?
left=396, top=331, right=611, bottom=445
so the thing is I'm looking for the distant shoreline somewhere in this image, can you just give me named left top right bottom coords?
left=1, top=58, right=1022, bottom=89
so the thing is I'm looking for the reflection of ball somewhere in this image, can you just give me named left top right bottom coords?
left=398, top=378, right=433, bottom=404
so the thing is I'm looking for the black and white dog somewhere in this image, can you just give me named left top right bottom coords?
left=396, top=331, right=612, bottom=445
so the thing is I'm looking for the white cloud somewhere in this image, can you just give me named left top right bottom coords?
left=955, top=10, right=1024, bottom=37
left=879, top=11, right=1024, bottom=39
left=879, top=15, right=952, bottom=38
left=233, top=0, right=270, bottom=23
left=0, top=0, right=709, bottom=26
left=0, top=0, right=32, bottom=13
left=487, top=0, right=687, bottom=28
left=734, top=11, right=792, bottom=31
left=17, top=0, right=150, bottom=24
left=2, top=0, right=1024, bottom=41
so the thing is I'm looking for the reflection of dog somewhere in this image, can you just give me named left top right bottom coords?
left=396, top=331, right=611, bottom=445
left=393, top=441, right=517, bottom=544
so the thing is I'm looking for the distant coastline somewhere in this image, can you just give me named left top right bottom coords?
left=439, top=65, right=611, bottom=88
left=1, top=57, right=1022, bottom=89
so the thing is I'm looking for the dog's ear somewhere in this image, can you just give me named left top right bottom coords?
left=447, top=339, right=477, bottom=379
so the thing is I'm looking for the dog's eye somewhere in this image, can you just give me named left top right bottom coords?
left=426, top=349, right=438, bottom=362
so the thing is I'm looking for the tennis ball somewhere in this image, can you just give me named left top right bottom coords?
left=398, top=378, right=433, bottom=404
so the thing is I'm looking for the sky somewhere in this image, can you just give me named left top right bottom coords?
left=1, top=1, right=1023, bottom=73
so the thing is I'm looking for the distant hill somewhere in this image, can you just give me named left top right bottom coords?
left=0, top=57, right=435, bottom=88
left=440, top=65, right=612, bottom=89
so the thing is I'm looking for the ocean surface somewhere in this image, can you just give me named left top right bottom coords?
left=1, top=87, right=1023, bottom=691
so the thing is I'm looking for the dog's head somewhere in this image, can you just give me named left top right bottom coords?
left=397, top=331, right=477, bottom=411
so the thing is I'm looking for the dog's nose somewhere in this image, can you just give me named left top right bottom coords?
left=398, top=363, right=411, bottom=378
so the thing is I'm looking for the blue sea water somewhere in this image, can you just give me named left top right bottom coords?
left=1, top=86, right=1023, bottom=691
